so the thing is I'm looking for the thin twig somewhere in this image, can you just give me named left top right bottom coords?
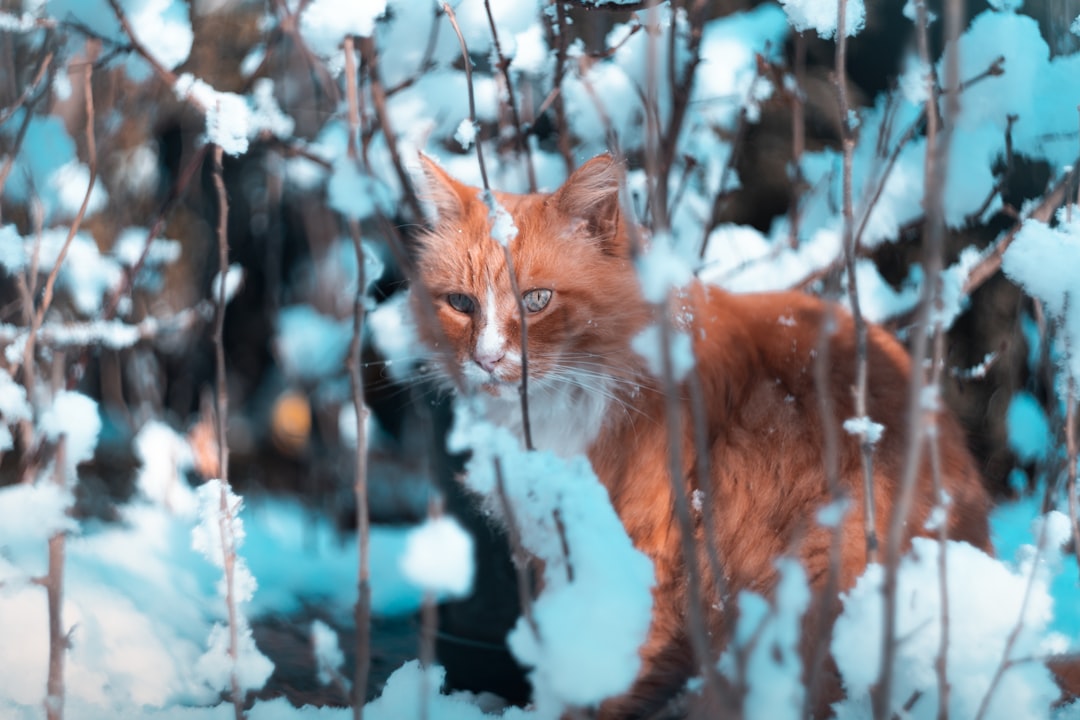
left=657, top=307, right=721, bottom=708
left=343, top=36, right=371, bottom=720
left=21, top=42, right=99, bottom=391
left=482, top=0, right=536, bottom=191
left=44, top=437, right=67, bottom=720
left=357, top=36, right=424, bottom=223
left=494, top=457, right=541, bottom=639
left=210, top=143, right=243, bottom=720
left=834, top=0, right=879, bottom=566
left=875, top=0, right=961, bottom=716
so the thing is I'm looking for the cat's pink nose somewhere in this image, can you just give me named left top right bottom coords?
left=473, top=350, right=505, bottom=373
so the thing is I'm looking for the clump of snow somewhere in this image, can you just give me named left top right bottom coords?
left=212, top=263, right=245, bottom=304
left=39, top=391, right=101, bottom=474
left=482, top=190, right=519, bottom=247
left=363, top=660, right=498, bottom=720
left=448, top=400, right=654, bottom=714
left=191, top=480, right=274, bottom=695
left=0, top=368, right=30, bottom=452
left=843, top=415, right=885, bottom=445
left=112, top=227, right=181, bottom=268
left=328, top=159, right=395, bottom=221
left=454, top=119, right=478, bottom=150
left=636, top=233, right=693, bottom=304
left=718, top=558, right=810, bottom=720
left=274, top=305, right=353, bottom=382
left=368, top=291, right=426, bottom=382
left=0, top=482, right=77, bottom=549
left=311, top=620, right=345, bottom=686
left=248, top=78, right=295, bottom=140
left=1006, top=391, right=1051, bottom=463
left=134, top=420, right=197, bottom=515
left=632, top=323, right=695, bottom=382
left=173, top=74, right=252, bottom=155
left=400, top=516, right=475, bottom=598
left=831, top=536, right=1063, bottom=720
left=779, top=0, right=865, bottom=39
left=299, top=0, right=387, bottom=58
left=1002, top=206, right=1080, bottom=383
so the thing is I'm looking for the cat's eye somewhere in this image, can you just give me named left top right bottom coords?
left=522, top=289, right=552, bottom=313
left=447, top=293, right=476, bottom=314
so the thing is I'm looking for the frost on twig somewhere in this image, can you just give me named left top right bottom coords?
left=191, top=480, right=273, bottom=703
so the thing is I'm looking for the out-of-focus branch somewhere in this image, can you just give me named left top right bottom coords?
left=656, top=309, right=721, bottom=709
left=343, top=36, right=371, bottom=720
left=483, top=0, right=537, bottom=191
left=24, top=45, right=99, bottom=376
left=357, top=36, right=424, bottom=223
left=0, top=46, right=54, bottom=127
left=876, top=0, right=962, bottom=716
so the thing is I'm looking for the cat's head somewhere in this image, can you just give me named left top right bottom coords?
left=412, top=154, right=650, bottom=396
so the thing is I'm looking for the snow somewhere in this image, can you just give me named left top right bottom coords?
left=636, top=233, right=694, bottom=304
left=1006, top=391, right=1051, bottom=463
left=6, top=0, right=1080, bottom=717
left=454, top=119, right=478, bottom=150
left=843, top=415, right=885, bottom=445
left=719, top=558, right=809, bottom=720
left=779, top=0, right=866, bottom=39
left=299, top=0, right=387, bottom=58
left=311, top=620, right=345, bottom=686
left=274, top=305, right=353, bottom=383
left=1002, top=206, right=1080, bottom=384
left=448, top=401, right=654, bottom=713
left=482, top=190, right=519, bottom=247
left=400, top=516, right=475, bottom=598
left=632, top=323, right=695, bottom=382
left=39, top=391, right=101, bottom=473
left=134, top=420, right=198, bottom=514
left=831, top=535, right=1064, bottom=720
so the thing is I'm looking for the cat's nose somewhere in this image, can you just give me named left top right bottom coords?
left=473, top=349, right=505, bottom=373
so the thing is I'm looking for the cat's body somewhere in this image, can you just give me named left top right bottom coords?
left=413, top=154, right=992, bottom=718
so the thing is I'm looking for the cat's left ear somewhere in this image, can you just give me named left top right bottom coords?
left=552, top=153, right=623, bottom=250
left=417, top=153, right=472, bottom=224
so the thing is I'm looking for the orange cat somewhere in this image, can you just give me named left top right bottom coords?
left=413, top=154, right=992, bottom=717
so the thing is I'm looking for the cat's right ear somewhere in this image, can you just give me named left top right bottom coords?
left=417, top=153, right=471, bottom=224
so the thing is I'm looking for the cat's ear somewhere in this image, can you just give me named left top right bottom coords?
left=552, top=153, right=623, bottom=247
left=417, top=153, right=472, bottom=224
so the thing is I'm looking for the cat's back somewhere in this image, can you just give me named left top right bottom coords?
left=683, top=283, right=991, bottom=570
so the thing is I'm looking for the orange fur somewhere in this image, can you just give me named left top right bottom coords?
left=413, top=154, right=992, bottom=718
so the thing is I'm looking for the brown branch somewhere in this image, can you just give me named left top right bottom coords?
left=44, top=436, right=68, bottom=720
left=875, top=0, right=961, bottom=716
left=833, top=0, right=879, bottom=567
left=21, top=42, right=99, bottom=392
left=0, top=48, right=54, bottom=127
left=656, top=306, right=721, bottom=709
left=546, top=1, right=574, bottom=175
left=343, top=36, right=371, bottom=719
left=483, top=0, right=536, bottom=191
left=973, top=479, right=1057, bottom=720
left=357, top=37, right=425, bottom=223
left=209, top=144, right=243, bottom=720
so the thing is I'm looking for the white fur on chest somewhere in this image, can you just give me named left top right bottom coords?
left=479, top=373, right=612, bottom=458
